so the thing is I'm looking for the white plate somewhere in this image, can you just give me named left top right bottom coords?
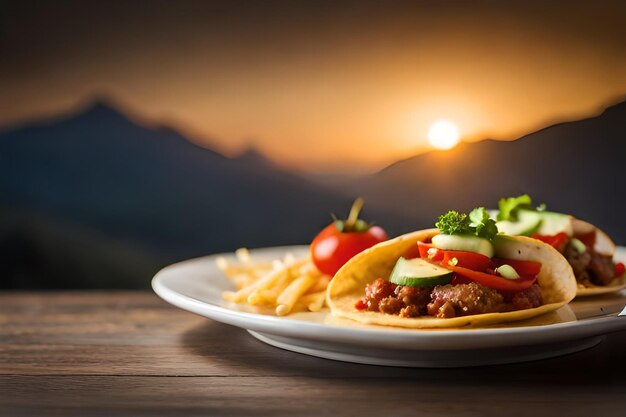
left=152, top=245, right=626, bottom=367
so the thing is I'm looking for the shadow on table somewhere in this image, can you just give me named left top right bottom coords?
left=181, top=320, right=624, bottom=387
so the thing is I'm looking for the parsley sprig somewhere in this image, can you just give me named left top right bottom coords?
left=436, top=207, right=498, bottom=240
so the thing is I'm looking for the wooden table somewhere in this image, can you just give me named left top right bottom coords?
left=1, top=292, right=625, bottom=416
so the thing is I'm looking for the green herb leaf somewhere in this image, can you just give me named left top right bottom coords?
left=469, top=207, right=498, bottom=240
left=436, top=208, right=498, bottom=240
left=435, top=210, right=470, bottom=235
left=497, top=194, right=533, bottom=221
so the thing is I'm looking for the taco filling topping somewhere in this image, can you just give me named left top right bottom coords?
left=492, top=194, right=625, bottom=288
left=355, top=208, right=544, bottom=319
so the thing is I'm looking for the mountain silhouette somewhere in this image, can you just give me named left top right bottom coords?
left=0, top=100, right=352, bottom=288
left=234, top=145, right=280, bottom=170
left=358, top=99, right=626, bottom=244
left=1, top=97, right=625, bottom=289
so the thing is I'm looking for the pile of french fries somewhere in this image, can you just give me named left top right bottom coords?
left=219, top=248, right=331, bottom=316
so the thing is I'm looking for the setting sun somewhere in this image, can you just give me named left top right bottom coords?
left=427, top=119, right=460, bottom=150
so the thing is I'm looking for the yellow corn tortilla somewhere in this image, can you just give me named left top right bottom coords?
left=326, top=229, right=577, bottom=328
left=575, top=279, right=626, bottom=297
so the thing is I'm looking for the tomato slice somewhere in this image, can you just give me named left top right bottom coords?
left=417, top=242, right=443, bottom=261
left=492, top=258, right=542, bottom=277
left=440, top=250, right=491, bottom=271
left=443, top=265, right=537, bottom=292
left=532, top=232, right=568, bottom=253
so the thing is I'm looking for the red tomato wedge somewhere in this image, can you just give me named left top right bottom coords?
left=417, top=242, right=443, bottom=261
left=443, top=265, right=538, bottom=292
left=492, top=259, right=542, bottom=277
left=441, top=250, right=491, bottom=271
left=531, top=232, right=568, bottom=253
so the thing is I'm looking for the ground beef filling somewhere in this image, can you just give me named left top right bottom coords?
left=427, top=283, right=505, bottom=318
left=359, top=278, right=542, bottom=318
left=564, top=241, right=615, bottom=286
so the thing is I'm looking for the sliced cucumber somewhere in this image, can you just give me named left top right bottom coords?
left=570, top=238, right=586, bottom=254
left=495, top=209, right=542, bottom=236
left=389, top=257, right=453, bottom=287
left=431, top=234, right=494, bottom=258
left=536, top=211, right=573, bottom=236
left=493, top=234, right=534, bottom=259
left=493, top=208, right=573, bottom=237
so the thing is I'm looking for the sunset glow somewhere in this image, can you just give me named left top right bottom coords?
left=427, top=120, right=460, bottom=150
left=1, top=1, right=626, bottom=172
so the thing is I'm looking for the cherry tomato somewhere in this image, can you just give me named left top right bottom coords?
left=311, top=224, right=387, bottom=275
left=311, top=198, right=388, bottom=276
left=531, top=232, right=568, bottom=253
left=440, top=250, right=491, bottom=271
left=443, top=265, right=538, bottom=292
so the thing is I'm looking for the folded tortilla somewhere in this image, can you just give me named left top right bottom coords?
left=572, top=219, right=625, bottom=296
left=326, top=229, right=577, bottom=328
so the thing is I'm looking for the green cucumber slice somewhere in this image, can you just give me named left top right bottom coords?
left=389, top=257, right=453, bottom=287
left=570, top=238, right=586, bottom=253
left=493, top=234, right=536, bottom=259
left=536, top=211, right=573, bottom=236
left=431, top=234, right=494, bottom=258
left=495, top=209, right=542, bottom=236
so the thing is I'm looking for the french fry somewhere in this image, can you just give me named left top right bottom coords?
left=299, top=290, right=326, bottom=312
left=220, top=248, right=328, bottom=316
left=235, top=247, right=251, bottom=263
left=220, top=264, right=273, bottom=277
left=305, top=274, right=331, bottom=294
left=247, top=288, right=281, bottom=305
left=216, top=256, right=274, bottom=286
left=215, top=256, right=229, bottom=271
left=247, top=270, right=296, bottom=304
left=222, top=290, right=238, bottom=301
left=228, top=258, right=308, bottom=303
left=275, top=274, right=317, bottom=316
left=298, top=261, right=317, bottom=276
left=230, top=273, right=257, bottom=289
left=283, top=252, right=297, bottom=265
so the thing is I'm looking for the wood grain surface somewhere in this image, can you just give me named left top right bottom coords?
left=1, top=292, right=625, bottom=416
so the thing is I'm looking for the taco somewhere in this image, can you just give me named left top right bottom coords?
left=491, top=195, right=626, bottom=296
left=327, top=208, right=577, bottom=328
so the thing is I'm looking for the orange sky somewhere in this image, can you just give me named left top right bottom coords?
left=1, top=1, right=626, bottom=172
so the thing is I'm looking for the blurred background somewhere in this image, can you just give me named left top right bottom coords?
left=1, top=0, right=625, bottom=289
